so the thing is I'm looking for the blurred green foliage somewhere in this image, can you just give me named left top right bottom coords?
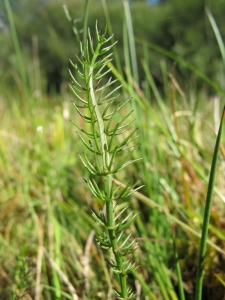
left=1, top=0, right=225, bottom=92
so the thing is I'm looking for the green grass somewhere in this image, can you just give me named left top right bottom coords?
left=1, top=84, right=225, bottom=299
left=1, top=1, right=225, bottom=299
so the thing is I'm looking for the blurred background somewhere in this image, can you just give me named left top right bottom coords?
left=0, top=0, right=225, bottom=98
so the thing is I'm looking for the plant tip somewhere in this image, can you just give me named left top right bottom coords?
left=222, top=106, right=225, bottom=118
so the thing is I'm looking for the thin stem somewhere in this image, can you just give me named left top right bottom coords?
left=106, top=201, right=127, bottom=298
left=195, top=107, right=225, bottom=300
left=87, top=37, right=128, bottom=298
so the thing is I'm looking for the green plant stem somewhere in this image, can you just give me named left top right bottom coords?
left=70, top=24, right=138, bottom=299
left=206, top=7, right=225, bottom=65
left=107, top=201, right=127, bottom=298
left=88, top=41, right=128, bottom=299
left=195, top=107, right=225, bottom=300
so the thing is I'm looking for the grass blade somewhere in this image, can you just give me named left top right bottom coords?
left=206, top=7, right=225, bottom=65
left=195, top=106, right=225, bottom=300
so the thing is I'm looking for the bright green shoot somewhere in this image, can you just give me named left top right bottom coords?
left=69, top=23, right=142, bottom=299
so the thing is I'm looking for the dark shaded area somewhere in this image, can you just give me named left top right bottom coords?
left=46, top=63, right=62, bottom=95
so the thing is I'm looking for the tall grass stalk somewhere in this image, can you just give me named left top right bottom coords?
left=123, top=0, right=141, bottom=120
left=195, top=107, right=225, bottom=300
left=4, top=0, right=30, bottom=109
left=123, top=0, right=139, bottom=85
left=101, top=0, right=125, bottom=83
left=69, top=23, right=142, bottom=299
left=143, top=45, right=151, bottom=102
left=206, top=7, right=225, bottom=91
left=171, top=225, right=185, bottom=300
left=206, top=8, right=225, bottom=65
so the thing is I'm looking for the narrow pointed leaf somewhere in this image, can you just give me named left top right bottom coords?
left=195, top=106, right=225, bottom=300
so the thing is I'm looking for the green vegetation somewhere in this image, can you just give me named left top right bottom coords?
left=0, top=0, right=225, bottom=299
left=1, top=0, right=225, bottom=93
left=69, top=23, right=142, bottom=299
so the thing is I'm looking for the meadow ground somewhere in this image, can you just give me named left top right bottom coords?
left=0, top=86, right=225, bottom=299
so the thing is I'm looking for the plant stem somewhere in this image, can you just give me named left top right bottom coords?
left=107, top=201, right=128, bottom=298
left=88, top=41, right=128, bottom=299
left=195, top=107, right=225, bottom=300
